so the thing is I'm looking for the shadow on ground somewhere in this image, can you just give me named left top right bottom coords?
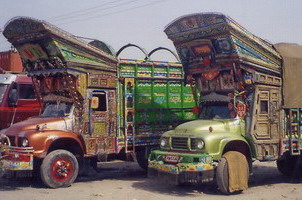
left=0, top=177, right=44, bottom=191
left=131, top=162, right=291, bottom=196
left=0, top=160, right=299, bottom=197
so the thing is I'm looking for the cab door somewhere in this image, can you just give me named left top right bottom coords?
left=2, top=82, right=40, bottom=129
left=253, top=87, right=280, bottom=140
left=88, top=89, right=117, bottom=155
left=90, top=90, right=110, bottom=136
left=14, top=83, right=41, bottom=122
left=251, top=86, right=281, bottom=160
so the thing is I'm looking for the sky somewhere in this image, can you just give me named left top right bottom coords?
left=0, top=0, right=301, bottom=61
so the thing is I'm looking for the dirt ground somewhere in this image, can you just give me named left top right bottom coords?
left=0, top=160, right=302, bottom=200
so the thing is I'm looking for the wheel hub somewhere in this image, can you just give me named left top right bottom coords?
left=51, top=158, right=74, bottom=182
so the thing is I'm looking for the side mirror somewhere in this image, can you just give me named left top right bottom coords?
left=8, top=88, right=18, bottom=107
left=91, top=96, right=99, bottom=109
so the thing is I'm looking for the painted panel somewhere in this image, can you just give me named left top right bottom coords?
left=89, top=73, right=117, bottom=88
left=168, top=81, right=182, bottom=108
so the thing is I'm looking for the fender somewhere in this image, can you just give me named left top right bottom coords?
left=217, top=137, right=251, bottom=160
left=204, top=133, right=251, bottom=160
left=24, top=130, right=86, bottom=158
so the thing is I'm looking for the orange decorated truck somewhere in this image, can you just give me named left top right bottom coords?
left=0, top=17, right=196, bottom=188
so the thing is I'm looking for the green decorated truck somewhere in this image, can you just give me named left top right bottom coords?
left=0, top=17, right=196, bottom=188
left=148, top=12, right=302, bottom=194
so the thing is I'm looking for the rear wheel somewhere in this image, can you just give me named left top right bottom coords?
left=79, top=156, right=98, bottom=176
left=277, top=152, right=297, bottom=177
left=40, top=150, right=79, bottom=188
left=136, top=147, right=149, bottom=171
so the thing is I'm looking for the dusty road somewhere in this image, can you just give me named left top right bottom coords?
left=0, top=160, right=302, bottom=200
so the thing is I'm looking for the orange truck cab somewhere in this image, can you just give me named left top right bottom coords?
left=0, top=74, right=41, bottom=130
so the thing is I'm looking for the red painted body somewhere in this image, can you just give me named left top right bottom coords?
left=0, top=74, right=41, bottom=130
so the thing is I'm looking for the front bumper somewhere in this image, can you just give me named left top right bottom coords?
left=0, top=145, right=34, bottom=171
left=148, top=150, right=215, bottom=184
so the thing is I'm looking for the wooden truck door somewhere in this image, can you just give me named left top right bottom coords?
left=91, top=90, right=112, bottom=136
left=252, top=86, right=281, bottom=160
left=89, top=89, right=117, bottom=155
left=268, top=88, right=281, bottom=139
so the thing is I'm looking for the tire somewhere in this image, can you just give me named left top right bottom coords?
left=216, top=157, right=229, bottom=194
left=136, top=147, right=149, bottom=171
left=40, top=150, right=79, bottom=188
left=216, top=151, right=248, bottom=194
left=277, top=152, right=297, bottom=177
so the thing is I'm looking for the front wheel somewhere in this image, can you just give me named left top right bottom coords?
left=216, top=151, right=249, bottom=194
left=216, top=157, right=229, bottom=194
left=40, top=150, right=79, bottom=188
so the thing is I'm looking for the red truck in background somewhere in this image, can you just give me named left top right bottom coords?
left=0, top=50, right=41, bottom=130
left=0, top=49, right=23, bottom=73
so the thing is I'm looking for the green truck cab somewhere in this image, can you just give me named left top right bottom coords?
left=149, top=12, right=302, bottom=194
left=149, top=94, right=250, bottom=186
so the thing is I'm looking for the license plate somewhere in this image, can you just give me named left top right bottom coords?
left=164, top=155, right=180, bottom=163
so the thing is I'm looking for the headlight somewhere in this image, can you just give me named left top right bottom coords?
left=0, top=134, right=10, bottom=146
left=196, top=140, right=205, bottom=150
left=160, top=137, right=169, bottom=148
left=21, top=138, right=29, bottom=147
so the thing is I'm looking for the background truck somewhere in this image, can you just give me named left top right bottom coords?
left=0, top=50, right=41, bottom=130
left=0, top=49, right=23, bottom=73
left=0, top=73, right=41, bottom=130
left=0, top=17, right=196, bottom=188
left=148, top=12, right=302, bottom=194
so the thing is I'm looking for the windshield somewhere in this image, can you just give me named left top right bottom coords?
left=0, top=84, right=8, bottom=103
left=42, top=102, right=73, bottom=117
left=199, top=103, right=233, bottom=119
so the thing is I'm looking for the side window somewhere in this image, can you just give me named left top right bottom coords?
left=18, top=84, right=36, bottom=99
left=92, top=91, right=107, bottom=112
left=8, top=83, right=18, bottom=106
left=260, top=100, right=268, bottom=114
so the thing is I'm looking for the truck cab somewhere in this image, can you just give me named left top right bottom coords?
left=149, top=92, right=249, bottom=185
left=148, top=12, right=284, bottom=194
left=0, top=74, right=40, bottom=130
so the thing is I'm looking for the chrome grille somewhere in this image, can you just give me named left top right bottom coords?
left=172, top=137, right=188, bottom=150
left=190, top=138, right=197, bottom=151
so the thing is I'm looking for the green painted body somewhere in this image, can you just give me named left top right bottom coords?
left=148, top=117, right=251, bottom=183
left=165, top=118, right=247, bottom=160
left=149, top=117, right=249, bottom=160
